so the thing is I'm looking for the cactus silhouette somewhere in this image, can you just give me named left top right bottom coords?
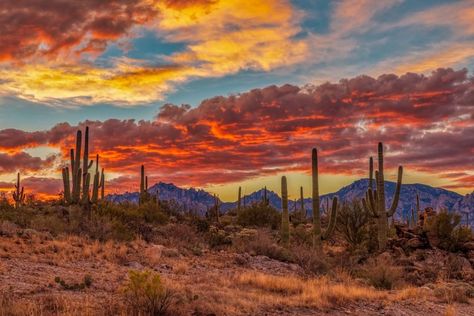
left=280, top=176, right=290, bottom=246
left=12, top=172, right=25, bottom=208
left=362, top=142, right=403, bottom=249
left=62, top=127, right=97, bottom=205
left=312, top=148, right=338, bottom=252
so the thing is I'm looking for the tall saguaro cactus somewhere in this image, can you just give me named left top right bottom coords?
left=91, top=154, right=104, bottom=204
left=362, top=142, right=403, bottom=249
left=237, top=186, right=242, bottom=213
left=139, top=165, right=149, bottom=205
left=300, top=186, right=305, bottom=218
left=13, top=172, right=25, bottom=208
left=62, top=127, right=95, bottom=205
left=312, top=148, right=338, bottom=253
left=281, top=176, right=290, bottom=246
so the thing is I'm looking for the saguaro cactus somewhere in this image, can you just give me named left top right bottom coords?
left=91, top=154, right=103, bottom=204
left=362, top=142, right=403, bottom=249
left=62, top=127, right=94, bottom=205
left=237, top=186, right=242, bottom=213
left=139, top=165, right=151, bottom=205
left=312, top=148, right=338, bottom=252
left=281, top=176, right=290, bottom=246
left=300, top=186, right=305, bottom=218
left=13, top=172, right=25, bottom=208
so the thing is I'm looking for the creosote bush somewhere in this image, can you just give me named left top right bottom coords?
left=336, top=201, right=370, bottom=250
left=424, top=210, right=472, bottom=251
left=236, top=202, right=280, bottom=229
left=122, top=270, right=174, bottom=316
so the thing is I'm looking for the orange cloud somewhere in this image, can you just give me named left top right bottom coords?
left=0, top=0, right=308, bottom=105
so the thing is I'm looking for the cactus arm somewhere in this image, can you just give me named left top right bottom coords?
left=387, top=166, right=403, bottom=217
left=322, top=196, right=338, bottom=240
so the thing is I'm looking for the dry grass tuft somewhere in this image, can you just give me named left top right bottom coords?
left=237, top=271, right=387, bottom=309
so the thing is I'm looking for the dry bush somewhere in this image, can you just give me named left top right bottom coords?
left=433, top=282, right=474, bottom=304
left=236, top=202, right=280, bottom=229
left=290, top=244, right=328, bottom=275
left=122, top=270, right=175, bottom=316
left=359, top=256, right=403, bottom=290
left=336, top=201, right=370, bottom=249
left=232, top=229, right=291, bottom=262
left=424, top=210, right=472, bottom=251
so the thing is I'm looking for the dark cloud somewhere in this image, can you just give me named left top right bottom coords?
left=0, top=0, right=157, bottom=61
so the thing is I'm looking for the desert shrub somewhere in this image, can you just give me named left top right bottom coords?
left=193, top=217, right=210, bottom=233
left=233, top=229, right=292, bottom=262
left=433, top=282, right=474, bottom=303
left=424, top=210, right=472, bottom=251
left=122, top=270, right=174, bottom=316
left=207, top=226, right=232, bottom=248
left=291, top=224, right=312, bottom=246
left=237, top=202, right=280, bottom=229
left=54, top=275, right=93, bottom=291
left=290, top=244, right=328, bottom=275
left=336, top=201, right=370, bottom=249
left=359, top=256, right=403, bottom=290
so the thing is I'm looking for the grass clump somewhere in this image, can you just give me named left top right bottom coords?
left=122, top=270, right=175, bottom=316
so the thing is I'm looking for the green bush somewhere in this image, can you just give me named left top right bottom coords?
left=122, top=270, right=174, bottom=316
left=424, top=210, right=472, bottom=251
left=336, top=201, right=370, bottom=249
left=237, top=202, right=280, bottom=229
left=54, top=275, right=93, bottom=291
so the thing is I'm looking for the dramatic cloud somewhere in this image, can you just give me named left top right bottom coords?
left=0, top=0, right=157, bottom=61
left=1, top=68, right=472, bottom=196
left=0, top=0, right=307, bottom=105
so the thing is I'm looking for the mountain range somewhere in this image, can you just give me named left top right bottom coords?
left=107, top=179, right=473, bottom=226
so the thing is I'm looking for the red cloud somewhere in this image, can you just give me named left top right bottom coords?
left=0, top=0, right=157, bottom=61
left=0, top=68, right=472, bottom=195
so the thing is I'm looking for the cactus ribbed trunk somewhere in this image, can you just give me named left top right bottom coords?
left=300, top=186, right=305, bottom=218
left=13, top=172, right=25, bottom=208
left=100, top=168, right=105, bottom=200
left=312, top=149, right=322, bottom=251
left=281, top=176, right=289, bottom=246
left=376, top=143, right=388, bottom=249
left=362, top=142, right=403, bottom=250
left=311, top=148, right=338, bottom=253
left=237, top=186, right=241, bottom=213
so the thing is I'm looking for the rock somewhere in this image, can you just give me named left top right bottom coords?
left=234, top=253, right=250, bottom=265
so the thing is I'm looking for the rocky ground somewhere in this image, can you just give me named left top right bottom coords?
left=0, top=224, right=473, bottom=315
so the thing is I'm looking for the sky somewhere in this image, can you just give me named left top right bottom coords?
left=0, top=0, right=473, bottom=201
